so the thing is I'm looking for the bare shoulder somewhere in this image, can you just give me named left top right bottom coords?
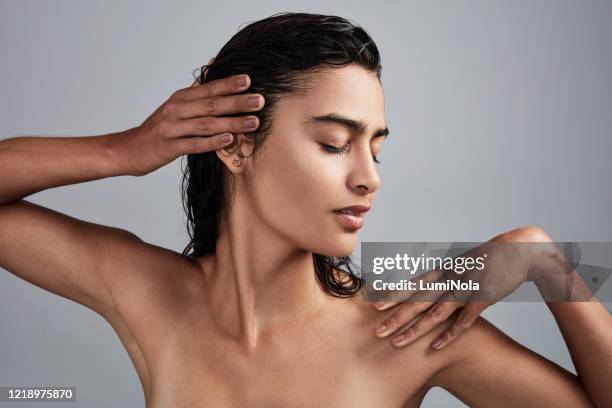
left=104, top=238, right=202, bottom=323
left=343, top=298, right=463, bottom=404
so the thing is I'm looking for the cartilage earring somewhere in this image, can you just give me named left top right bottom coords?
left=232, top=158, right=241, bottom=167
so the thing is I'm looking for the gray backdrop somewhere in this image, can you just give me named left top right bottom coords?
left=1, top=0, right=610, bottom=407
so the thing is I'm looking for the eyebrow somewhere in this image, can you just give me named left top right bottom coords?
left=304, top=113, right=389, bottom=139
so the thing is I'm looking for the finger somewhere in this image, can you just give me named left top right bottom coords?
left=374, top=300, right=435, bottom=338
left=172, top=133, right=235, bottom=156
left=390, top=300, right=464, bottom=347
left=163, top=93, right=264, bottom=121
left=175, top=73, right=252, bottom=101
left=429, top=301, right=489, bottom=350
left=162, top=115, right=260, bottom=139
left=373, top=300, right=401, bottom=311
left=374, top=282, right=452, bottom=338
left=373, top=268, right=448, bottom=310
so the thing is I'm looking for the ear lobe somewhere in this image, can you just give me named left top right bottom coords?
left=215, top=133, right=248, bottom=170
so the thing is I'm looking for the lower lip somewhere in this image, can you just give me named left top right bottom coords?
left=333, top=211, right=364, bottom=230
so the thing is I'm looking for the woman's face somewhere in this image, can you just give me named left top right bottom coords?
left=245, top=63, right=387, bottom=257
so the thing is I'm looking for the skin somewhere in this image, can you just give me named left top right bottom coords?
left=0, top=63, right=609, bottom=407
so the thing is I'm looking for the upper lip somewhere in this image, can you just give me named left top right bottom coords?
left=333, top=205, right=371, bottom=215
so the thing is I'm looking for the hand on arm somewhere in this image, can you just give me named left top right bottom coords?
left=371, top=226, right=545, bottom=349
left=376, top=226, right=611, bottom=406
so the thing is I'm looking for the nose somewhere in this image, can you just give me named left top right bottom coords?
left=347, top=145, right=381, bottom=195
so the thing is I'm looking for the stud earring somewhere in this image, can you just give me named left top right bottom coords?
left=232, top=158, right=241, bottom=167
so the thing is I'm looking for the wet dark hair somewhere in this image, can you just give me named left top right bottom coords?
left=180, top=12, right=382, bottom=298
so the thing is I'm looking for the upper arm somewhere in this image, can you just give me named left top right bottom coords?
left=0, top=198, right=152, bottom=321
left=427, top=316, right=594, bottom=408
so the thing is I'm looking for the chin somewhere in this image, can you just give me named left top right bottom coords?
left=316, top=241, right=357, bottom=258
left=300, top=227, right=358, bottom=258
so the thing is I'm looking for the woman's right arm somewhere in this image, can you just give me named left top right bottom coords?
left=0, top=130, right=133, bottom=204
left=0, top=73, right=264, bottom=321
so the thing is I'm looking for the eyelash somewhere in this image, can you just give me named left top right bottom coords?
left=320, top=144, right=381, bottom=164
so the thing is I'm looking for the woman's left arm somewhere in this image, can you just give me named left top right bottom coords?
left=431, top=229, right=612, bottom=407
left=541, top=300, right=612, bottom=407
left=375, top=226, right=612, bottom=406
left=425, top=314, right=607, bottom=408
left=504, top=227, right=612, bottom=405
left=528, top=234, right=612, bottom=407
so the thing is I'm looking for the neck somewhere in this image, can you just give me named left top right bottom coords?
left=197, top=195, right=329, bottom=353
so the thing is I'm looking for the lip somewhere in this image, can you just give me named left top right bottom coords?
left=333, top=211, right=364, bottom=230
left=332, top=205, right=371, bottom=214
left=332, top=205, right=369, bottom=230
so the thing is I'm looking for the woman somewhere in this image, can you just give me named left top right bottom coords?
left=0, top=12, right=610, bottom=408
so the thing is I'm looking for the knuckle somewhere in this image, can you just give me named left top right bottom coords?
left=205, top=96, right=218, bottom=113
left=200, top=84, right=213, bottom=98
left=427, top=305, right=445, bottom=321
left=458, top=315, right=473, bottom=329
left=417, top=301, right=433, bottom=314
left=385, top=315, right=398, bottom=329
left=395, top=306, right=413, bottom=322
left=405, top=327, right=416, bottom=340
left=161, top=102, right=179, bottom=119
left=444, top=329, right=456, bottom=342
left=458, top=319, right=472, bottom=329
left=198, top=117, right=214, bottom=133
left=189, top=138, right=203, bottom=151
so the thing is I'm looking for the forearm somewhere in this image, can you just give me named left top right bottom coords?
left=0, top=130, right=133, bottom=204
left=536, top=270, right=612, bottom=407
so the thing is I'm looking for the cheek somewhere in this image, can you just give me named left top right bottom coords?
left=254, top=144, right=330, bottom=224
left=251, top=146, right=358, bottom=256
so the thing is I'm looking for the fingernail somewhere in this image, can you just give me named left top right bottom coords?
left=220, top=133, right=233, bottom=143
left=432, top=339, right=443, bottom=349
left=243, top=118, right=257, bottom=128
left=247, top=95, right=260, bottom=107
left=391, top=334, right=405, bottom=345
left=236, top=75, right=248, bottom=87
left=374, top=301, right=387, bottom=309
left=375, top=324, right=387, bottom=335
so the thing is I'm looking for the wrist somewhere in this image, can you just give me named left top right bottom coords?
left=101, top=128, right=139, bottom=177
left=531, top=249, right=595, bottom=301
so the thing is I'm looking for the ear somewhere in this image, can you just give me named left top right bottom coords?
left=215, top=133, right=255, bottom=173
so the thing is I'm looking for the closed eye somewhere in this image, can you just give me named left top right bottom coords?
left=320, top=143, right=381, bottom=164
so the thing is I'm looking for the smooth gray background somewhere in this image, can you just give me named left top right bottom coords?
left=1, top=0, right=610, bottom=407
